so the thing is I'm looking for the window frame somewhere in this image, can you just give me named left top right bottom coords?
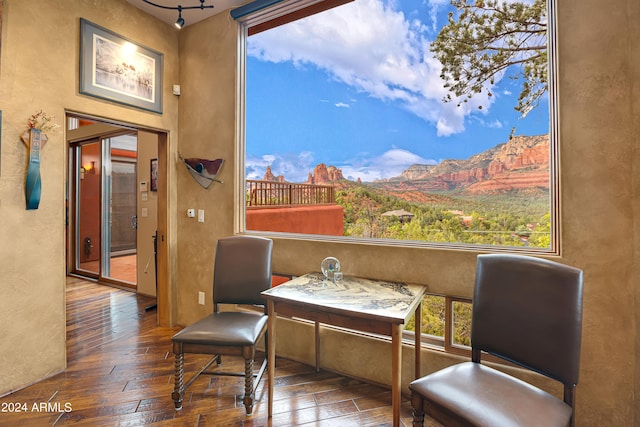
left=235, top=0, right=561, bottom=256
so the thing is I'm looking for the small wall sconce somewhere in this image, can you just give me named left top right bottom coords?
left=81, top=161, right=96, bottom=179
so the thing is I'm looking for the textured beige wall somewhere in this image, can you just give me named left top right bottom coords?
left=175, top=12, right=238, bottom=324
left=634, top=0, right=640, bottom=422
left=555, top=0, right=636, bottom=424
left=137, top=131, right=158, bottom=297
left=0, top=0, right=179, bottom=395
left=174, top=1, right=639, bottom=425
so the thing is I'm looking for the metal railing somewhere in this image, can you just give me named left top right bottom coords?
left=246, top=180, right=335, bottom=207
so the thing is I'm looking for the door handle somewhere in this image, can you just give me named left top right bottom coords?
left=131, top=215, right=138, bottom=229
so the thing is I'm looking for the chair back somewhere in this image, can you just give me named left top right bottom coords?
left=471, top=254, right=583, bottom=387
left=213, top=235, right=273, bottom=307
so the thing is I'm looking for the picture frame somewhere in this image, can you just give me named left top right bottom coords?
left=80, top=18, right=163, bottom=114
left=150, top=158, right=158, bottom=191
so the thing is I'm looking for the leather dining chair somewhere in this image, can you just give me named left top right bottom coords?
left=171, top=235, right=273, bottom=414
left=409, top=254, right=584, bottom=427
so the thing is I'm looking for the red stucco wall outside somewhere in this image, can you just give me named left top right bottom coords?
left=246, top=205, right=344, bottom=236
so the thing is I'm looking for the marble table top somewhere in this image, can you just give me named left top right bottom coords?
left=262, top=272, right=427, bottom=323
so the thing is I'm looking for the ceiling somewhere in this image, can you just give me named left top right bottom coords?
left=126, top=0, right=247, bottom=28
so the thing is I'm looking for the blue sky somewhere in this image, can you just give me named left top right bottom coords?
left=246, top=0, right=548, bottom=182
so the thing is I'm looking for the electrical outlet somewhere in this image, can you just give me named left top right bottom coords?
left=198, top=291, right=205, bottom=305
left=198, top=209, right=205, bottom=223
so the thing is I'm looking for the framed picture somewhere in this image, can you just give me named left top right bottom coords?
left=80, top=18, right=163, bottom=114
left=150, top=158, right=158, bottom=191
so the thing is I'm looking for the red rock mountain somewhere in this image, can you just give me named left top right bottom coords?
left=306, top=164, right=344, bottom=184
left=262, top=163, right=344, bottom=185
left=383, top=134, right=549, bottom=194
left=260, top=135, right=547, bottom=194
left=262, top=163, right=344, bottom=184
left=262, top=165, right=286, bottom=182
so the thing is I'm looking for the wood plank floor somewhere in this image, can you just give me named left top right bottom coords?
left=0, top=277, right=431, bottom=426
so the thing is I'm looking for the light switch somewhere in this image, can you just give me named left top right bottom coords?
left=141, top=207, right=148, bottom=217
left=198, top=209, right=205, bottom=223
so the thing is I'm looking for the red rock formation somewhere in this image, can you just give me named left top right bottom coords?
left=263, top=165, right=276, bottom=181
left=391, top=134, right=550, bottom=194
left=306, top=164, right=344, bottom=184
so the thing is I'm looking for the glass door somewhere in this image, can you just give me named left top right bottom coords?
left=105, top=135, right=138, bottom=284
left=71, top=133, right=138, bottom=287
left=75, top=140, right=101, bottom=278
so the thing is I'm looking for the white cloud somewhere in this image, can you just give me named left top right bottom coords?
left=335, top=102, right=350, bottom=108
left=424, top=0, right=448, bottom=33
left=341, top=148, right=436, bottom=181
left=246, top=151, right=316, bottom=182
left=248, top=0, right=496, bottom=137
left=246, top=148, right=436, bottom=183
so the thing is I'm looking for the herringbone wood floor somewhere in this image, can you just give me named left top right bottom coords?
left=0, top=277, right=425, bottom=426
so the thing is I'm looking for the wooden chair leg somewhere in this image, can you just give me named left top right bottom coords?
left=243, top=357, right=254, bottom=414
left=411, top=392, right=425, bottom=427
left=172, top=352, right=185, bottom=410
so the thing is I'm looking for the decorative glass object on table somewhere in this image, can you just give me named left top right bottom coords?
left=321, top=257, right=341, bottom=283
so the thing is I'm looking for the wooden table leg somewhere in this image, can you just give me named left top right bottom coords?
left=315, top=321, right=320, bottom=372
left=267, top=300, right=276, bottom=418
left=414, top=301, right=422, bottom=378
left=391, top=323, right=402, bottom=427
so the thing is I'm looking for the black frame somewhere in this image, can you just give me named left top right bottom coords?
left=80, top=18, right=163, bottom=114
left=150, top=158, right=158, bottom=191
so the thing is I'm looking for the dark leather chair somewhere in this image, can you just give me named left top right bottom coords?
left=410, top=254, right=583, bottom=427
left=171, top=235, right=273, bottom=414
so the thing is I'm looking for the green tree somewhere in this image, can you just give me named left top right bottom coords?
left=431, top=0, right=547, bottom=116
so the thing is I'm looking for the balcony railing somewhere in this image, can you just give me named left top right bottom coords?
left=246, top=180, right=335, bottom=207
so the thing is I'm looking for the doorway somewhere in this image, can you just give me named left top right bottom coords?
left=67, top=116, right=158, bottom=295
left=71, top=133, right=138, bottom=285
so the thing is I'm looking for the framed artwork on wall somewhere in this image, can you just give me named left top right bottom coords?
left=150, top=158, right=158, bottom=191
left=79, top=18, right=163, bottom=114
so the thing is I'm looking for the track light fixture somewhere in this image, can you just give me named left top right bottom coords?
left=174, top=6, right=185, bottom=29
left=141, top=0, right=214, bottom=30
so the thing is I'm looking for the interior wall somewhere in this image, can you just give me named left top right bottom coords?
left=0, top=0, right=179, bottom=396
left=175, top=0, right=638, bottom=425
left=632, top=0, right=640, bottom=422
left=137, top=131, right=159, bottom=297
left=175, top=11, right=238, bottom=324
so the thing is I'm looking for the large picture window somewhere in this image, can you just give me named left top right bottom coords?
left=238, top=0, right=558, bottom=253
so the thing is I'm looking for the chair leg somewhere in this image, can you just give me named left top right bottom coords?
left=411, top=392, right=425, bottom=427
left=172, top=352, right=185, bottom=410
left=242, top=357, right=254, bottom=415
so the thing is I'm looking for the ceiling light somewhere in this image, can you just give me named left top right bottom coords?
left=141, top=0, right=214, bottom=30
left=174, top=6, right=185, bottom=29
